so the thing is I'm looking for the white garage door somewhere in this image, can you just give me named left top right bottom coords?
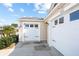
left=23, top=23, right=40, bottom=41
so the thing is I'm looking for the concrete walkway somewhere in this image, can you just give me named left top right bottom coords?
left=9, top=42, right=63, bottom=56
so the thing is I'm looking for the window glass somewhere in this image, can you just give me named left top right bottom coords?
left=59, top=17, right=64, bottom=24
left=30, top=24, right=33, bottom=27
left=25, top=24, right=29, bottom=27
left=70, top=10, right=79, bottom=21
left=35, top=24, right=38, bottom=28
left=54, top=20, right=58, bottom=25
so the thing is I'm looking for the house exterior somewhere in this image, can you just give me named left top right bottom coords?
left=19, top=3, right=79, bottom=56
left=19, top=17, right=47, bottom=42
left=45, top=3, right=79, bottom=56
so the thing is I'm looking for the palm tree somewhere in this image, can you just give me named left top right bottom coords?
left=3, top=26, right=16, bottom=37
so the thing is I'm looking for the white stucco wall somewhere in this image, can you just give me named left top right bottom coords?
left=47, top=4, right=79, bottom=55
left=40, top=22, right=47, bottom=41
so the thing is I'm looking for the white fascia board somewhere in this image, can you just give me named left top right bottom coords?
left=44, top=4, right=61, bottom=22
left=64, top=3, right=77, bottom=11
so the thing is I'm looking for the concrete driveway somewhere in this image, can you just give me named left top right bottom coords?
left=9, top=42, right=63, bottom=56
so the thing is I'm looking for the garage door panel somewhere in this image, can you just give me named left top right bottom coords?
left=23, top=23, right=40, bottom=41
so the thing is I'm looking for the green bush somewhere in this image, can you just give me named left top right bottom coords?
left=0, top=35, right=17, bottom=49
left=0, top=39, right=6, bottom=49
left=10, top=35, right=17, bottom=43
left=5, top=37, right=12, bottom=47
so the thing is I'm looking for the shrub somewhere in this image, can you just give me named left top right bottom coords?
left=0, top=38, right=6, bottom=49
left=10, top=35, right=18, bottom=44
left=0, top=35, right=18, bottom=49
left=5, top=37, right=12, bottom=47
left=1, top=37, right=11, bottom=47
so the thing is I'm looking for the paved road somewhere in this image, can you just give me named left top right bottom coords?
left=9, top=42, right=63, bottom=56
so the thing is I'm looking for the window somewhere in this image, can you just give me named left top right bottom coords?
left=30, top=24, right=33, bottom=27
left=25, top=24, right=29, bottom=27
left=70, top=10, right=79, bottom=21
left=54, top=20, right=58, bottom=25
left=35, top=24, right=38, bottom=28
left=59, top=17, right=64, bottom=24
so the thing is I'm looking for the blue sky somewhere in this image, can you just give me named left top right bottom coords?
left=0, top=3, right=51, bottom=26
